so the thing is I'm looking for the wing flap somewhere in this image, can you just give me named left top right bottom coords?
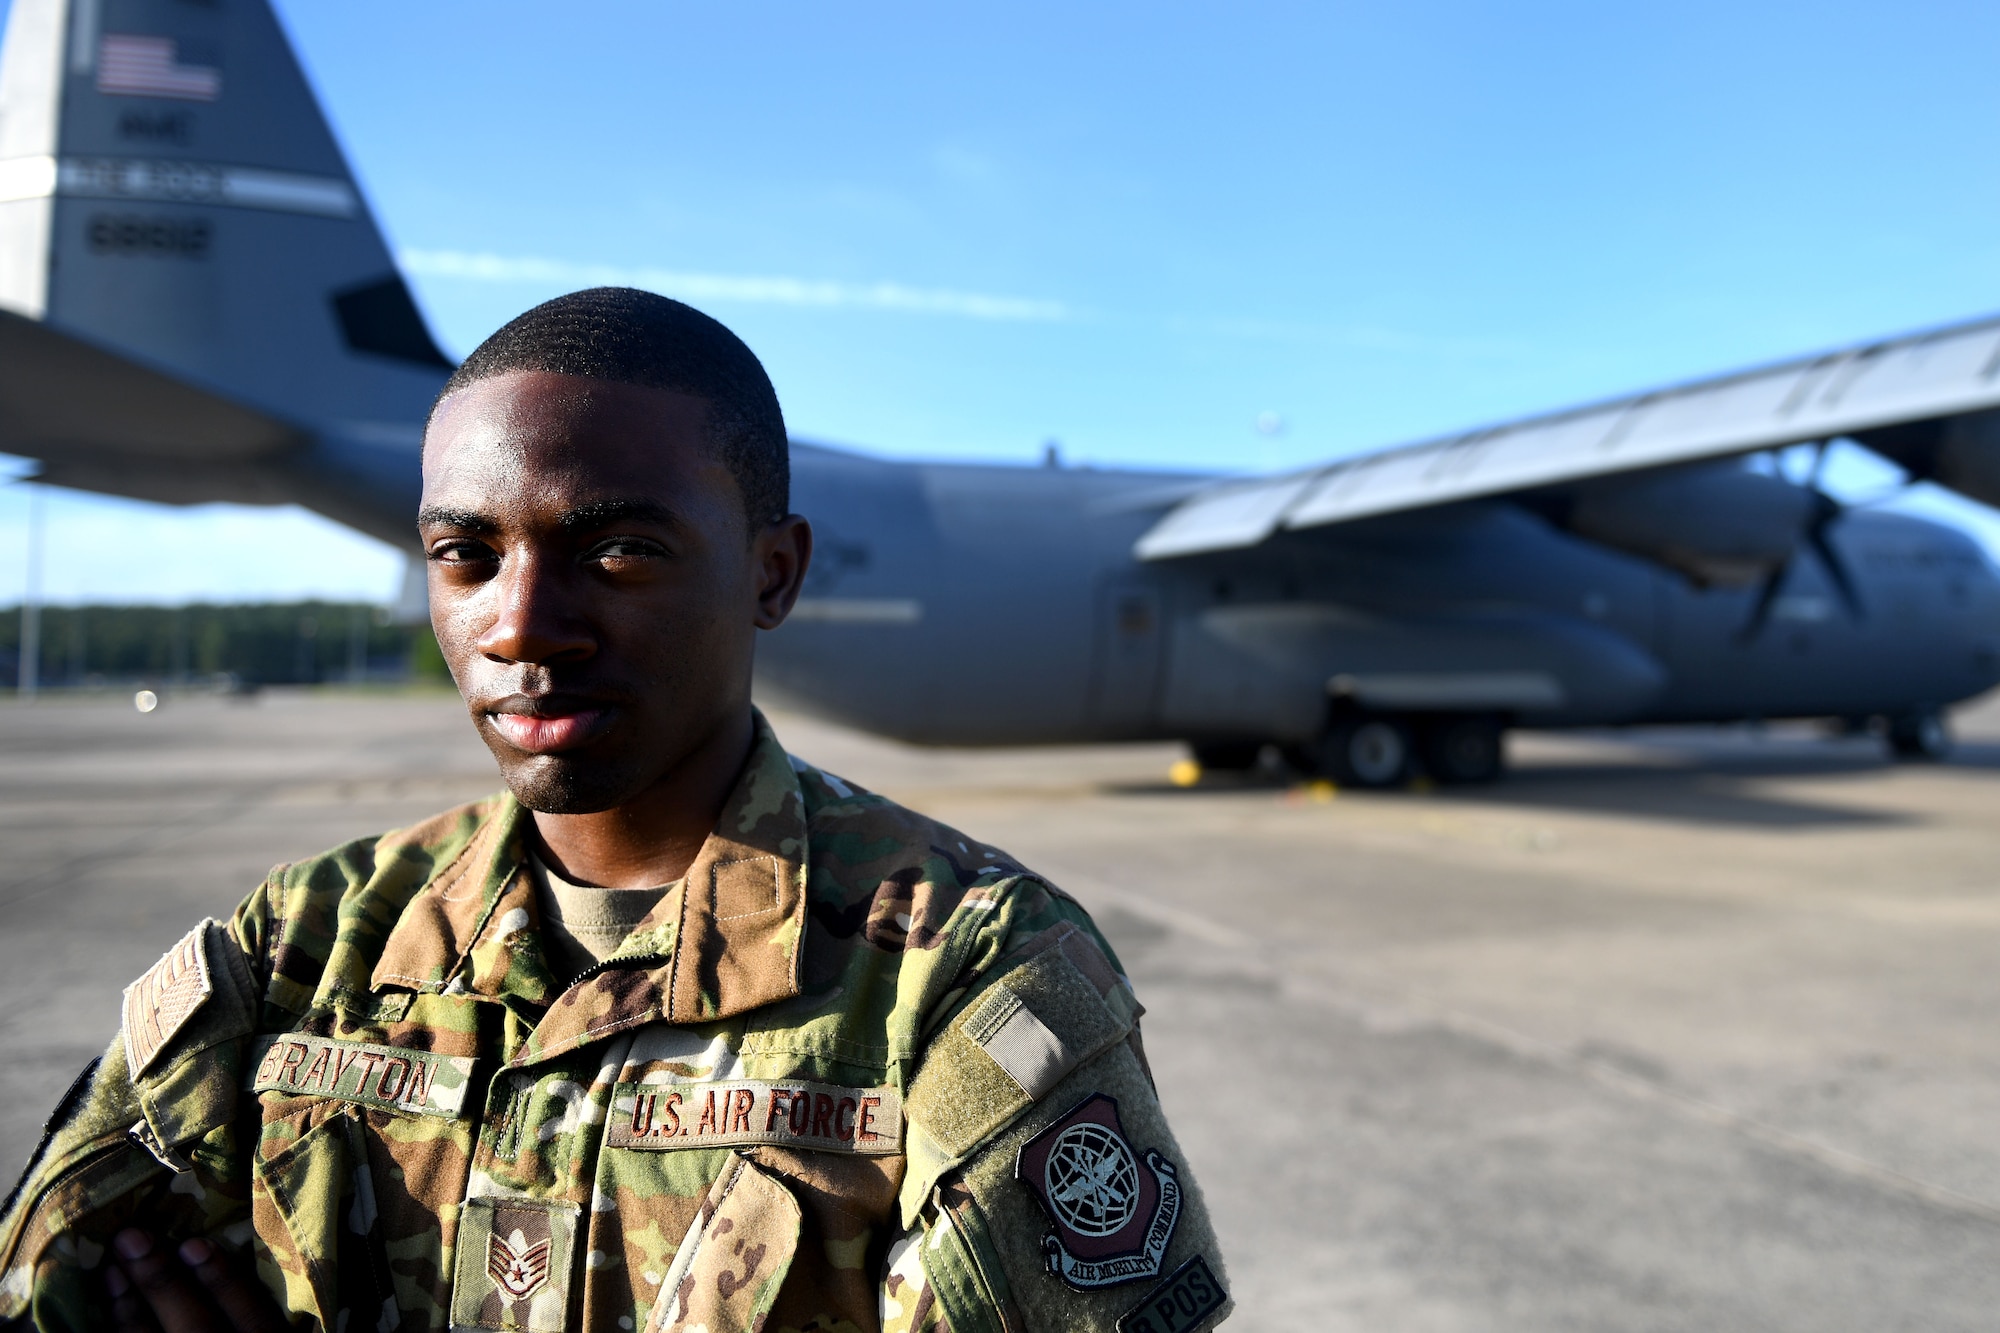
left=1136, top=313, right=2000, bottom=560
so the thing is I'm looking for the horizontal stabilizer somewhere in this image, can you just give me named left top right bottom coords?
left=1137, top=312, right=2000, bottom=559
left=0, top=304, right=302, bottom=503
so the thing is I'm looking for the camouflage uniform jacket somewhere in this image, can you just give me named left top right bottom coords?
left=0, top=714, right=1231, bottom=1333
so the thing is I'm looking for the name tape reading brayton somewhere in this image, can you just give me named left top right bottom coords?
left=609, top=1079, right=902, bottom=1155
left=247, top=1035, right=474, bottom=1118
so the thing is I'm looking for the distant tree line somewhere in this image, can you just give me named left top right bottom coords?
left=0, top=602, right=451, bottom=689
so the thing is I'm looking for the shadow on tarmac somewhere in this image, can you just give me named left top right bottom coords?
left=1100, top=730, right=2000, bottom=828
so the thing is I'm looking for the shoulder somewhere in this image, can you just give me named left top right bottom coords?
left=791, top=753, right=1114, bottom=960
left=782, top=754, right=1123, bottom=1055
left=234, top=794, right=508, bottom=1014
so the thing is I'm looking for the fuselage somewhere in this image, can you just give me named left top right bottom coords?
left=757, top=442, right=2000, bottom=746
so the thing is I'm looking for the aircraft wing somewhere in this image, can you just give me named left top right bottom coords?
left=1134, top=311, right=2000, bottom=559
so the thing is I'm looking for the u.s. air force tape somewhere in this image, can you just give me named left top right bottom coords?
left=246, top=1034, right=474, bottom=1118
left=608, top=1079, right=902, bottom=1155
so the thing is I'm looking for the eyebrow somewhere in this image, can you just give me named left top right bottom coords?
left=554, top=499, right=682, bottom=533
left=414, top=499, right=682, bottom=535
left=415, top=505, right=495, bottom=533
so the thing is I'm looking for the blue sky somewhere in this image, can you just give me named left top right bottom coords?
left=5, top=0, right=2000, bottom=603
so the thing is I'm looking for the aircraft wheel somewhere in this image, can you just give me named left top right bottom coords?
left=1885, top=709, right=1951, bottom=761
left=1420, top=715, right=1506, bottom=784
left=1316, top=716, right=1412, bottom=788
left=1190, top=742, right=1263, bottom=772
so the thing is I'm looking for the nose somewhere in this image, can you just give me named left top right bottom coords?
left=474, top=549, right=596, bottom=666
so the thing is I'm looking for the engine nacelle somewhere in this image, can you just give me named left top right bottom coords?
left=1560, top=461, right=1815, bottom=586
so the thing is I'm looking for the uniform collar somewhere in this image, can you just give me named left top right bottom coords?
left=371, top=711, right=810, bottom=1064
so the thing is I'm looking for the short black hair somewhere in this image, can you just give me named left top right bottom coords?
left=435, top=287, right=789, bottom=527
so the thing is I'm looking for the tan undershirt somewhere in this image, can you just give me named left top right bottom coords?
left=531, top=856, right=676, bottom=982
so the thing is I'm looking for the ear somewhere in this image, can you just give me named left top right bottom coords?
left=751, top=515, right=814, bottom=630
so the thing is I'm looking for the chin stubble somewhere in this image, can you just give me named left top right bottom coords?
left=494, top=748, right=654, bottom=816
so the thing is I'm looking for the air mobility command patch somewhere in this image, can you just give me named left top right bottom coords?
left=1016, top=1092, right=1183, bottom=1289
left=607, top=1078, right=902, bottom=1154
left=246, top=1034, right=474, bottom=1117
left=122, top=922, right=214, bottom=1077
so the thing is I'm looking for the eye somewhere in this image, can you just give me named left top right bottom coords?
left=428, top=538, right=496, bottom=565
left=587, top=536, right=667, bottom=568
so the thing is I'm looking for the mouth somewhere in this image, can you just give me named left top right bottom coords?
left=484, top=699, right=617, bottom=755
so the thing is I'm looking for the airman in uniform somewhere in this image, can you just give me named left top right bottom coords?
left=0, top=289, right=1230, bottom=1333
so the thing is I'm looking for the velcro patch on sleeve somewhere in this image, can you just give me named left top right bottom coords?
left=246, top=1034, right=474, bottom=1117
left=607, top=1079, right=902, bottom=1155
left=964, top=985, right=1073, bottom=1101
left=123, top=923, right=215, bottom=1078
left=1117, top=1255, right=1230, bottom=1333
left=899, top=925, right=1144, bottom=1228
left=908, top=931, right=1133, bottom=1160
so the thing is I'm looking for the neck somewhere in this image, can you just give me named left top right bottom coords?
left=529, top=706, right=754, bottom=888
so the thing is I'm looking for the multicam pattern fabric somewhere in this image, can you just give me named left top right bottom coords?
left=0, top=712, right=1229, bottom=1332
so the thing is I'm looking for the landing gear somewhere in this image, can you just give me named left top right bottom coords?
left=1418, top=714, right=1507, bottom=784
left=1301, top=711, right=1510, bottom=788
left=1311, top=715, right=1414, bottom=788
left=1885, top=708, right=1951, bottom=761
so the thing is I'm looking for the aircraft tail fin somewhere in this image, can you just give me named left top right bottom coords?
left=0, top=0, right=447, bottom=546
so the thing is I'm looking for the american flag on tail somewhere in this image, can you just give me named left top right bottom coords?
left=96, top=34, right=221, bottom=102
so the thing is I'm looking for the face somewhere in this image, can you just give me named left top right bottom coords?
left=419, top=370, right=810, bottom=814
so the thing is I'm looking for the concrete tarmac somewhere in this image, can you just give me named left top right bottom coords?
left=3, top=689, right=1998, bottom=1330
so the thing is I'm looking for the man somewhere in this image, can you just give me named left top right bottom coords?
left=0, top=289, right=1230, bottom=1333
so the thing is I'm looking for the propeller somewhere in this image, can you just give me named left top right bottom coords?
left=1738, top=442, right=1865, bottom=641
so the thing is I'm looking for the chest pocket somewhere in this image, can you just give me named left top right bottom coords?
left=643, top=1153, right=800, bottom=1333
left=249, top=1103, right=395, bottom=1332
left=248, top=1031, right=480, bottom=1330
left=586, top=1073, right=900, bottom=1330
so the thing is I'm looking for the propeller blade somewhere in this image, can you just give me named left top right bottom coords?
left=1807, top=508, right=1865, bottom=620
left=1737, top=558, right=1792, bottom=641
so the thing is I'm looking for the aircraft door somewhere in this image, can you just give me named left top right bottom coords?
left=1090, top=580, right=1165, bottom=734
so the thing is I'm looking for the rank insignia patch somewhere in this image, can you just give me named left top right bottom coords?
left=487, top=1228, right=553, bottom=1300
left=1016, top=1092, right=1183, bottom=1289
left=122, top=922, right=214, bottom=1078
left=450, top=1195, right=578, bottom=1333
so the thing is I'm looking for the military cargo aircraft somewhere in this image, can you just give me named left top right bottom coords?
left=4, top=0, right=2000, bottom=786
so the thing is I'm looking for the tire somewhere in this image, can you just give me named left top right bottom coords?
left=1315, top=716, right=1412, bottom=788
left=1886, top=709, right=1951, bottom=761
left=1420, top=715, right=1506, bottom=784
left=1190, top=742, right=1263, bottom=772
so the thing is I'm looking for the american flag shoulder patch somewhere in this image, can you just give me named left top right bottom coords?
left=122, top=922, right=216, bottom=1078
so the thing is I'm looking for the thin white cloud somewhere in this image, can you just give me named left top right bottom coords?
left=399, top=248, right=1069, bottom=323
left=1163, top=312, right=1530, bottom=360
